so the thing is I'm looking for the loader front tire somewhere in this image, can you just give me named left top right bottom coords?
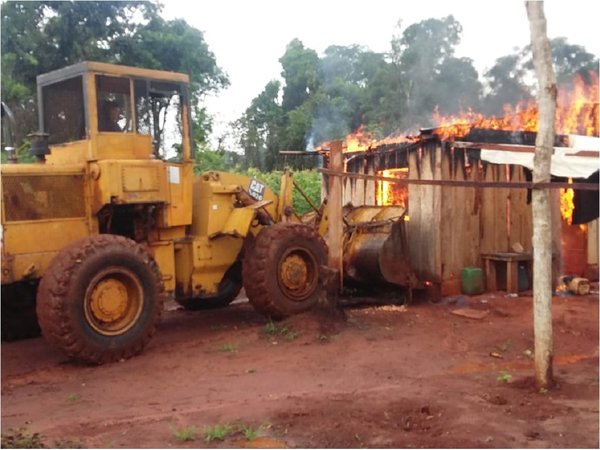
left=243, top=223, right=327, bottom=320
left=36, top=235, right=164, bottom=364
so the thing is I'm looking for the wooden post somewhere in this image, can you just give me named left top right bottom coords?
left=328, top=140, right=344, bottom=292
left=526, top=0, right=556, bottom=389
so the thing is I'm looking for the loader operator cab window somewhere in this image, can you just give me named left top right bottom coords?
left=96, top=75, right=132, bottom=133
left=134, top=79, right=184, bottom=161
left=42, top=76, right=86, bottom=144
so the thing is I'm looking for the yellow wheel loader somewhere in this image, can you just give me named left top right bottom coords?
left=1, top=62, right=327, bottom=364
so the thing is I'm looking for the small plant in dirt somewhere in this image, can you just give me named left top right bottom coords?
left=173, top=426, right=199, bottom=442
left=317, top=333, right=331, bottom=343
left=284, top=330, right=299, bottom=341
left=239, top=421, right=270, bottom=441
left=203, top=424, right=232, bottom=443
left=66, top=393, right=80, bottom=402
left=497, top=371, right=513, bottom=383
left=53, top=438, right=82, bottom=448
left=219, top=343, right=238, bottom=353
left=316, top=333, right=340, bottom=343
left=262, top=320, right=279, bottom=335
left=1, top=428, right=46, bottom=448
left=240, top=424, right=259, bottom=441
left=261, top=320, right=299, bottom=341
left=497, top=339, right=512, bottom=352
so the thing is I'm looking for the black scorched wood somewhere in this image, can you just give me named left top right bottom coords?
left=462, top=128, right=569, bottom=147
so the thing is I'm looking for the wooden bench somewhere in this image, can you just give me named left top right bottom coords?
left=481, top=252, right=532, bottom=294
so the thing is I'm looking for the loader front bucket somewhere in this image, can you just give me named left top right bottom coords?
left=342, top=206, right=416, bottom=288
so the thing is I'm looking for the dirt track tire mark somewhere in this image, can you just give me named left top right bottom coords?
left=242, top=223, right=327, bottom=320
left=36, top=235, right=164, bottom=365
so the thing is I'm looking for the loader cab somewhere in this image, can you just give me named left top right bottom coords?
left=37, top=61, right=192, bottom=165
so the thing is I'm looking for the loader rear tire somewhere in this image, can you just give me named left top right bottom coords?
left=175, top=262, right=242, bottom=310
left=36, top=235, right=164, bottom=365
left=243, top=223, right=327, bottom=320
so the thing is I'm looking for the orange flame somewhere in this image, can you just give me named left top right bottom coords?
left=344, top=124, right=373, bottom=152
left=433, top=72, right=599, bottom=140
left=339, top=126, right=414, bottom=153
left=560, top=178, right=575, bottom=224
left=319, top=74, right=598, bottom=154
left=377, top=168, right=409, bottom=206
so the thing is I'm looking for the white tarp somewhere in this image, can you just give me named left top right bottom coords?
left=480, top=134, right=600, bottom=179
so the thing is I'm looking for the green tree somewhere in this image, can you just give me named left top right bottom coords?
left=283, top=105, right=312, bottom=156
left=543, top=37, right=598, bottom=86
left=389, top=16, right=468, bottom=130
left=309, top=45, right=373, bottom=143
left=1, top=1, right=227, bottom=151
left=112, top=16, right=228, bottom=101
left=361, top=59, right=405, bottom=136
left=279, top=39, right=320, bottom=113
left=42, top=1, right=156, bottom=65
left=483, top=37, right=598, bottom=116
left=432, top=56, right=482, bottom=115
left=1, top=1, right=55, bottom=143
left=482, top=54, right=533, bottom=115
left=236, top=80, right=283, bottom=171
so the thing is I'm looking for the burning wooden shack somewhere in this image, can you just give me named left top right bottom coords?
left=318, top=120, right=599, bottom=297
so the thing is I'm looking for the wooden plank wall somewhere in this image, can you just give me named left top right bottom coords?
left=343, top=174, right=353, bottom=206
left=439, top=149, right=481, bottom=293
left=480, top=163, right=509, bottom=253
left=407, top=142, right=443, bottom=282
left=479, top=163, right=533, bottom=254
left=353, top=158, right=366, bottom=205
left=365, top=157, right=376, bottom=206
left=508, top=166, right=533, bottom=252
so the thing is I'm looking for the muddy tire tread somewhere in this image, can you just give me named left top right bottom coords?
left=36, top=235, right=164, bottom=364
left=242, top=223, right=327, bottom=320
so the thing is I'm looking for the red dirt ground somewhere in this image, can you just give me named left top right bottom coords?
left=1, top=289, right=598, bottom=448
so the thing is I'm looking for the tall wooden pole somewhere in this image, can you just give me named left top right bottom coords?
left=526, top=0, right=557, bottom=389
left=328, top=140, right=344, bottom=292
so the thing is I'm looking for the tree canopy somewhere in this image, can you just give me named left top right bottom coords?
left=1, top=0, right=228, bottom=148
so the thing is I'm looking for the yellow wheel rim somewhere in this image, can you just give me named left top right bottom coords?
left=84, top=267, right=144, bottom=336
left=278, top=248, right=318, bottom=302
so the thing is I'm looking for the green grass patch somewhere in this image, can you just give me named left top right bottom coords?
left=219, top=343, right=238, bottom=353
left=497, top=371, right=513, bottom=383
left=238, top=421, right=271, bottom=441
left=173, top=426, right=199, bottom=442
left=53, top=438, right=82, bottom=448
left=1, top=428, right=46, bottom=449
left=67, top=393, right=80, bottom=402
left=261, top=320, right=299, bottom=341
left=203, top=424, right=233, bottom=443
